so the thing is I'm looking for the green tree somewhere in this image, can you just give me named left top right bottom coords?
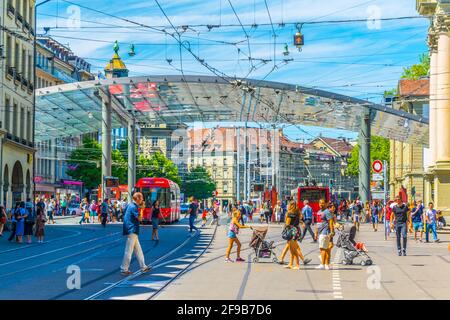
left=182, top=166, right=216, bottom=200
left=136, top=151, right=181, bottom=185
left=401, top=53, right=430, bottom=80
left=346, top=136, right=390, bottom=177
left=384, top=53, right=430, bottom=98
left=66, top=137, right=127, bottom=188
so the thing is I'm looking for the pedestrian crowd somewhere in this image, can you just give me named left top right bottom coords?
left=0, top=198, right=48, bottom=244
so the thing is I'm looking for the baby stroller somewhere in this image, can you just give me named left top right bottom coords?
left=336, top=224, right=373, bottom=266
left=249, top=226, right=278, bottom=263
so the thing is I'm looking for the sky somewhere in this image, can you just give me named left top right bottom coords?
left=36, top=0, right=430, bottom=142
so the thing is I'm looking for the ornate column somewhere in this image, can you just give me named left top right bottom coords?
left=428, top=28, right=438, bottom=168
left=431, top=6, right=450, bottom=211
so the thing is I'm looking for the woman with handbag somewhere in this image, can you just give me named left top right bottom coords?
left=35, top=207, right=47, bottom=243
left=278, top=201, right=311, bottom=269
left=316, top=199, right=335, bottom=270
left=0, top=205, right=6, bottom=236
left=225, top=206, right=251, bottom=263
left=151, top=200, right=160, bottom=241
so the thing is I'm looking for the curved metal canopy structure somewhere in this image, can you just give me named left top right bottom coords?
left=36, top=75, right=429, bottom=144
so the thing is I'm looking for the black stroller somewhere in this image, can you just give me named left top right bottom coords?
left=249, top=226, right=278, bottom=263
left=336, top=224, right=373, bottom=266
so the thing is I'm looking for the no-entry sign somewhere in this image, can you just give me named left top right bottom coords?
left=372, top=160, right=383, bottom=173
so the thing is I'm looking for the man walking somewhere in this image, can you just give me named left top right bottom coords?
left=370, top=200, right=380, bottom=232
left=411, top=200, right=424, bottom=242
left=101, top=198, right=110, bottom=228
left=352, top=199, right=363, bottom=231
left=61, top=198, right=67, bottom=216
left=120, top=192, right=150, bottom=275
left=425, top=202, right=440, bottom=243
left=390, top=196, right=410, bottom=256
left=186, top=197, right=199, bottom=233
left=300, top=200, right=316, bottom=243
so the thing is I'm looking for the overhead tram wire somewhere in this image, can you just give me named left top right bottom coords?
left=263, top=0, right=277, bottom=69
left=227, top=0, right=254, bottom=71
left=302, top=30, right=426, bottom=87
left=55, top=1, right=427, bottom=136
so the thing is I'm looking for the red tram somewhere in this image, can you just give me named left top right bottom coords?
left=134, top=178, right=181, bottom=224
left=291, top=186, right=330, bottom=213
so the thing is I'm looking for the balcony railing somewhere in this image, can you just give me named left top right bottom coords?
left=24, top=21, right=31, bottom=33
left=16, top=13, right=23, bottom=24
left=7, top=66, right=14, bottom=78
left=7, top=3, right=15, bottom=16
left=14, top=72, right=22, bottom=84
left=37, top=64, right=76, bottom=83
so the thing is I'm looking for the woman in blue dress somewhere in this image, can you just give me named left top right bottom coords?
left=15, top=202, right=26, bottom=243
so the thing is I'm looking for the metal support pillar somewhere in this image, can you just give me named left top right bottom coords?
left=358, top=107, right=371, bottom=204
left=101, top=93, right=112, bottom=200
left=236, top=127, right=240, bottom=202
left=127, top=120, right=136, bottom=202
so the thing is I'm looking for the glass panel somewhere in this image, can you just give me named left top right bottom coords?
left=299, top=189, right=327, bottom=202
left=141, top=187, right=170, bottom=208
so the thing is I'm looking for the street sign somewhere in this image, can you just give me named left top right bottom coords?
left=372, top=192, right=385, bottom=200
left=372, top=173, right=383, bottom=181
left=372, top=160, right=383, bottom=173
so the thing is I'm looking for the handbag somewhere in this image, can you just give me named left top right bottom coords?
left=282, top=226, right=293, bottom=241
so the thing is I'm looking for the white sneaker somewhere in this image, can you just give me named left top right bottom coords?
left=315, top=264, right=325, bottom=270
left=324, top=265, right=330, bottom=270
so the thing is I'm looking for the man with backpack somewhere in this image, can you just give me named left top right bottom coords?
left=186, top=197, right=199, bottom=233
left=24, top=198, right=35, bottom=244
left=300, top=199, right=316, bottom=243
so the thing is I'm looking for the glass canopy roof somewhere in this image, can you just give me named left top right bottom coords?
left=36, top=75, right=429, bottom=145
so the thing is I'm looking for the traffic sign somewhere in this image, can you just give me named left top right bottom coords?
left=372, top=173, right=383, bottom=181
left=372, top=160, right=383, bottom=173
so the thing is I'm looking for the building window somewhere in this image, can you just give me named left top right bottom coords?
left=15, top=0, right=20, bottom=15
left=13, top=102, right=18, bottom=136
left=28, top=53, right=32, bottom=82
left=21, top=48, right=26, bottom=76
left=6, top=35, right=12, bottom=70
left=223, top=184, right=228, bottom=193
left=20, top=107, right=24, bottom=139
left=27, top=111, right=31, bottom=142
left=4, top=98, right=10, bottom=132
left=152, top=137, right=158, bottom=147
left=22, top=0, right=27, bottom=22
left=14, top=42, right=19, bottom=71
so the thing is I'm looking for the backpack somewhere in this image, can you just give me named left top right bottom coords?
left=282, top=226, right=294, bottom=241
left=26, top=207, right=36, bottom=223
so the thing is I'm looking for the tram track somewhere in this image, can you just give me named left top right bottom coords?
left=370, top=250, right=435, bottom=300
left=84, top=225, right=217, bottom=300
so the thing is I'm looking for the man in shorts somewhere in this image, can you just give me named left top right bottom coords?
left=352, top=200, right=363, bottom=231
left=411, top=200, right=424, bottom=242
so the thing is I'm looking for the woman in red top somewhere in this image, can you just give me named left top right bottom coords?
left=385, top=200, right=393, bottom=240
left=314, top=210, right=322, bottom=242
